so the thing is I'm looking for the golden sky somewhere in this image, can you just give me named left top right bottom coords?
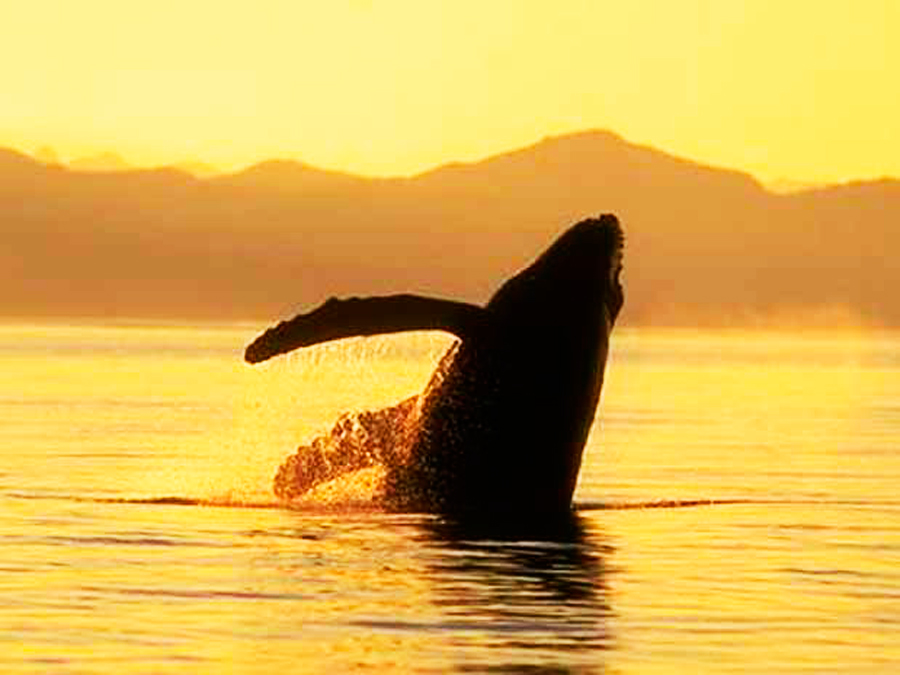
left=2, top=1, right=897, bottom=182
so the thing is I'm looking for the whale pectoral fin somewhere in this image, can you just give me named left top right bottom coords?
left=245, top=294, right=485, bottom=363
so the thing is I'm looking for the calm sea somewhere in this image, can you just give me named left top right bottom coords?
left=1, top=323, right=898, bottom=673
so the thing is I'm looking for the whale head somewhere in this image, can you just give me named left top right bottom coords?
left=487, top=213, right=624, bottom=338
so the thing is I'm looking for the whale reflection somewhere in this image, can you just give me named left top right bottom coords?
left=418, top=512, right=613, bottom=672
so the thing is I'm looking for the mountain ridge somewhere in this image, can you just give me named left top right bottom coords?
left=9, top=131, right=897, bottom=194
left=2, top=130, right=897, bottom=326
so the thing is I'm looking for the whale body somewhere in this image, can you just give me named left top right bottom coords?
left=245, top=214, right=624, bottom=519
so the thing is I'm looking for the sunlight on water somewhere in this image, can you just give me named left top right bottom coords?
left=1, top=323, right=898, bottom=673
left=0, top=323, right=452, bottom=506
left=586, top=328, right=900, bottom=505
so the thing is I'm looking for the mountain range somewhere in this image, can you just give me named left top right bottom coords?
left=2, top=130, right=898, bottom=327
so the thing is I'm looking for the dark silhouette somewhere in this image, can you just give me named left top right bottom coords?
left=245, top=295, right=484, bottom=363
left=245, top=215, right=624, bottom=519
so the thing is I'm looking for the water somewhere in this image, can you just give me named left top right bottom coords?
left=1, top=323, right=898, bottom=673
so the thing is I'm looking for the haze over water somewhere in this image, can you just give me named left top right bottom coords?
left=2, top=323, right=898, bottom=673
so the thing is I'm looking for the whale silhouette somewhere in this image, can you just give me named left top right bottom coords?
left=245, top=214, right=624, bottom=519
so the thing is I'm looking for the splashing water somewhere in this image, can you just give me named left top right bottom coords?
left=134, top=329, right=455, bottom=509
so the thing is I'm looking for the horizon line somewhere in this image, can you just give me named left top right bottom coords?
left=4, top=128, right=898, bottom=190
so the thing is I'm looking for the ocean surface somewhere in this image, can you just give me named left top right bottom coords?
left=1, top=322, right=898, bottom=673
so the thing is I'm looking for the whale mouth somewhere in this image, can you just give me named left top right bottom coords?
left=598, top=215, right=625, bottom=322
left=553, top=214, right=625, bottom=321
left=609, top=244, right=625, bottom=322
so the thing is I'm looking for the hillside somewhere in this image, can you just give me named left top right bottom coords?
left=1, top=132, right=898, bottom=326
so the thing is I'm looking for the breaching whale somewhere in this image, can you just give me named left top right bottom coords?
left=245, top=214, right=624, bottom=519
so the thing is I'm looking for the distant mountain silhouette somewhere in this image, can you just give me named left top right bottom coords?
left=214, top=159, right=368, bottom=192
left=1, top=131, right=898, bottom=326
left=765, top=178, right=827, bottom=194
left=68, top=152, right=132, bottom=172
left=33, top=146, right=61, bottom=166
left=169, top=161, right=220, bottom=178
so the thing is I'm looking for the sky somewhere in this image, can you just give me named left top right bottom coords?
left=2, top=1, right=897, bottom=183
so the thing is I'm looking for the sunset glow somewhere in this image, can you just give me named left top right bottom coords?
left=3, top=4, right=898, bottom=667
left=3, top=1, right=897, bottom=182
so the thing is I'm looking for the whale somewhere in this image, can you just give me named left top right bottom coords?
left=245, top=214, right=624, bottom=519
